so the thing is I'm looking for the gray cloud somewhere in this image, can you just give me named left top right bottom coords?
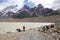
left=53, top=0, right=60, bottom=10
left=54, top=0, right=60, bottom=4
left=0, top=0, right=24, bottom=11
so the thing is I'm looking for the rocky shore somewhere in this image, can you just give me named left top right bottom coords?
left=0, top=28, right=57, bottom=40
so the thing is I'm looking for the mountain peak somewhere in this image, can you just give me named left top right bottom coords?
left=1, top=5, right=18, bottom=13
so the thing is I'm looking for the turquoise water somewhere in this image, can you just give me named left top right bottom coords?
left=0, top=22, right=55, bottom=33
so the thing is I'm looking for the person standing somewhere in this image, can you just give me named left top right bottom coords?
left=23, top=26, right=25, bottom=32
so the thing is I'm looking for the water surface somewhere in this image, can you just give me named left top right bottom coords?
left=0, top=22, right=55, bottom=33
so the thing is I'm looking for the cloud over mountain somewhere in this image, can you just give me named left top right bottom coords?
left=28, top=0, right=54, bottom=8
left=0, top=0, right=24, bottom=11
left=53, top=0, right=60, bottom=10
left=0, top=0, right=60, bottom=11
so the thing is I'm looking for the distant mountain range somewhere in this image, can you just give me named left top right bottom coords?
left=0, top=4, right=60, bottom=18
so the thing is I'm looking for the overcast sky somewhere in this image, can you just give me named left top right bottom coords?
left=0, top=0, right=59, bottom=11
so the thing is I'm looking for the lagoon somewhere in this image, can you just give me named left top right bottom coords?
left=0, top=22, right=55, bottom=33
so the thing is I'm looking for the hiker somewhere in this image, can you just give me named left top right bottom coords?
left=16, top=28, right=21, bottom=32
left=23, top=26, right=25, bottom=32
left=51, top=25, right=54, bottom=28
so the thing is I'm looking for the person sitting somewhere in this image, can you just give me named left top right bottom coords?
left=16, top=28, right=21, bottom=32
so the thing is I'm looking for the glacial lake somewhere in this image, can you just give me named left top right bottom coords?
left=0, top=22, right=55, bottom=33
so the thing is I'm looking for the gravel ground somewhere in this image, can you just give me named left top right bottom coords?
left=0, top=29, right=56, bottom=40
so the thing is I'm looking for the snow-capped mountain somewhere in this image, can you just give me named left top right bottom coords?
left=1, top=5, right=18, bottom=13
left=0, top=5, right=18, bottom=17
left=0, top=4, right=58, bottom=18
